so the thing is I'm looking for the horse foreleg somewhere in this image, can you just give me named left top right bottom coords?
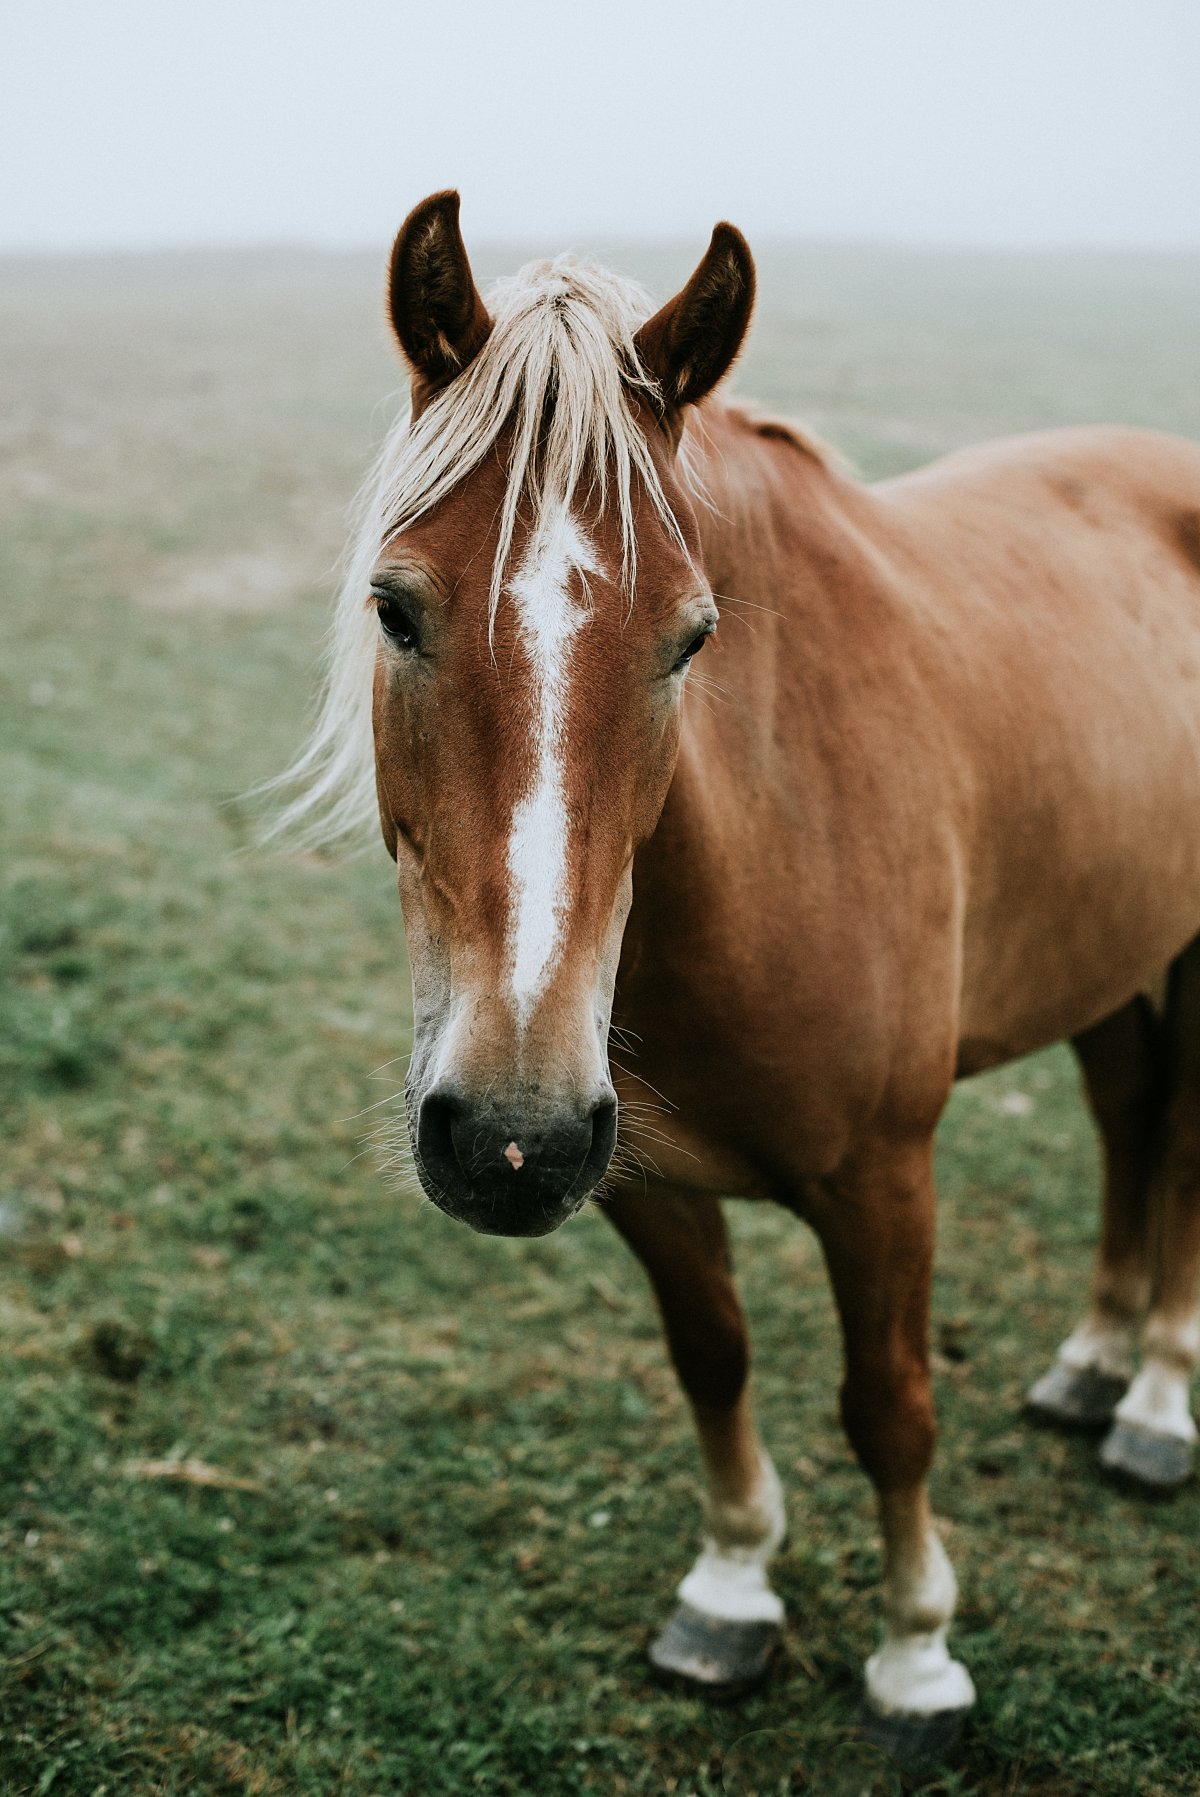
left=1101, top=943, right=1200, bottom=1491
left=1028, top=1000, right=1161, bottom=1429
left=813, top=1135, right=975, bottom=1748
left=602, top=1185, right=786, bottom=1694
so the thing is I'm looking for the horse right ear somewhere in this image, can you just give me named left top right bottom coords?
left=388, top=190, right=493, bottom=392
left=634, top=223, right=756, bottom=414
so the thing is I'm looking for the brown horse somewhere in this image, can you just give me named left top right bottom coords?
left=276, top=191, right=1200, bottom=1750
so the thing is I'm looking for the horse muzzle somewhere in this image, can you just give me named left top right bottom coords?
left=413, top=1082, right=618, bottom=1235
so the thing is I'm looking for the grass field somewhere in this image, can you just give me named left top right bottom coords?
left=3, top=242, right=1200, bottom=1796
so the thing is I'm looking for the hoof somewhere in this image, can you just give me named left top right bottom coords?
left=858, top=1698, right=970, bottom=1773
left=648, top=1601, right=781, bottom=1698
left=1099, top=1419, right=1194, bottom=1494
left=1026, top=1361, right=1127, bottom=1430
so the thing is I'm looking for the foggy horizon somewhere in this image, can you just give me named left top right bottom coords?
left=5, top=1, right=1199, bottom=258
left=6, top=233, right=1200, bottom=265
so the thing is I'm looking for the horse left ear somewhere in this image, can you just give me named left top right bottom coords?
left=634, top=223, right=756, bottom=412
left=387, top=190, right=493, bottom=390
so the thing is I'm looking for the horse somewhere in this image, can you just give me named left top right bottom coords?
left=275, top=190, right=1200, bottom=1755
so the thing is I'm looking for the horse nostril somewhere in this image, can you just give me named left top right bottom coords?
left=417, top=1090, right=465, bottom=1182
left=587, top=1095, right=619, bottom=1174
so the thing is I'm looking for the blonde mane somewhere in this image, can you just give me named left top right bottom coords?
left=266, top=255, right=688, bottom=849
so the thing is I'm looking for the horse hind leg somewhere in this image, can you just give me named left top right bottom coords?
left=1101, top=939, right=1200, bottom=1492
left=1027, top=997, right=1163, bottom=1429
left=601, top=1185, right=786, bottom=1696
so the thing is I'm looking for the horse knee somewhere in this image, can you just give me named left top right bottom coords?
left=841, top=1356, right=935, bottom=1490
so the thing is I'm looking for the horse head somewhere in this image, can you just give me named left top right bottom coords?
left=366, top=191, right=754, bottom=1234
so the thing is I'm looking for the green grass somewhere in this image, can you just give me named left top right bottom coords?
left=2, top=246, right=1200, bottom=1795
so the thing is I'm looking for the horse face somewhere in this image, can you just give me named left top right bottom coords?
left=371, top=442, right=714, bottom=1235
left=363, top=190, right=754, bottom=1234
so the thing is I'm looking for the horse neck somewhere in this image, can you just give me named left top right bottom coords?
left=620, top=402, right=906, bottom=1034
left=684, top=400, right=853, bottom=601
left=652, top=399, right=894, bottom=846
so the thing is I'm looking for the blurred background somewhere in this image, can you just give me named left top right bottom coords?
left=5, top=0, right=1200, bottom=250
left=2, top=5, right=1199, bottom=1794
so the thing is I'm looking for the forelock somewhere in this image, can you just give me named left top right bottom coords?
left=262, top=255, right=698, bottom=850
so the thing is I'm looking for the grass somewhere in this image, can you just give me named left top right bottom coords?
left=2, top=244, right=1200, bottom=1795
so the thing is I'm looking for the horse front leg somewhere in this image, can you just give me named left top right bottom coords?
left=812, top=1133, right=975, bottom=1753
left=602, top=1185, right=786, bottom=1695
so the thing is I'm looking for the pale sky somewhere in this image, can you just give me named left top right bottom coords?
left=4, top=0, right=1199, bottom=253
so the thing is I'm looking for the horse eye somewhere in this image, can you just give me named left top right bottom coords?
left=375, top=594, right=418, bottom=651
left=674, top=630, right=711, bottom=673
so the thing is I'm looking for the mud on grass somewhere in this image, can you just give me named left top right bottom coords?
left=2, top=249, right=1200, bottom=1795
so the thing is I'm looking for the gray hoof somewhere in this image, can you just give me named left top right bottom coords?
left=858, top=1698, right=970, bottom=1772
left=648, top=1601, right=780, bottom=1698
left=1026, top=1361, right=1127, bottom=1430
left=1099, top=1419, right=1194, bottom=1494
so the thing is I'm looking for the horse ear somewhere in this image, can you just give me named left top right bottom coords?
left=387, top=190, right=493, bottom=389
left=634, top=223, right=756, bottom=412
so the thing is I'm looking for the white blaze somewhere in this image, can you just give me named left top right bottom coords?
left=506, top=511, right=597, bottom=1028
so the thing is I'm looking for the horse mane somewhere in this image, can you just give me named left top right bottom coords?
left=266, top=254, right=689, bottom=849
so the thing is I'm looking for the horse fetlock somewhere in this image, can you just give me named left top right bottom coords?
left=1092, top=1260, right=1151, bottom=1324
left=1141, top=1315, right=1200, bottom=1379
left=881, top=1523, right=956, bottom=1637
left=704, top=1445, right=786, bottom=1557
left=678, top=1441, right=785, bottom=1629
left=867, top=1517, right=972, bottom=1717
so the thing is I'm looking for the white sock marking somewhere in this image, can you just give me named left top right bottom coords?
left=1115, top=1362, right=1198, bottom=1443
left=506, top=511, right=597, bottom=1029
left=866, top=1525, right=975, bottom=1716
left=866, top=1625, right=977, bottom=1716
left=678, top=1449, right=786, bottom=1626
left=1057, top=1311, right=1137, bottom=1381
left=679, top=1547, right=785, bottom=1625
